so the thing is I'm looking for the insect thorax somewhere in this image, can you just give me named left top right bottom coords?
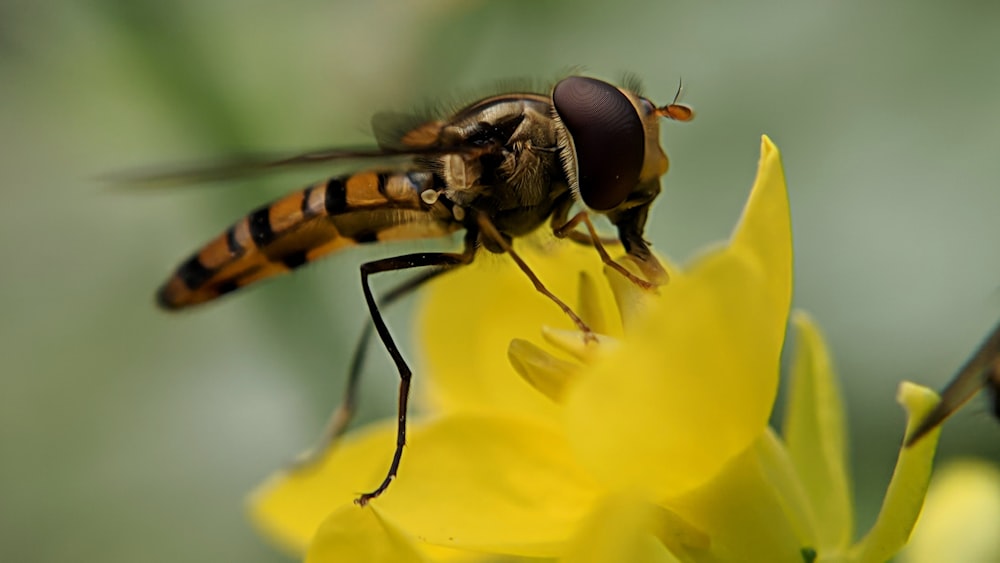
left=436, top=96, right=569, bottom=243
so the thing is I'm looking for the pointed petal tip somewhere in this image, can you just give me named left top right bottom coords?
left=898, top=382, right=942, bottom=425
left=761, top=134, right=778, bottom=155
left=790, top=309, right=811, bottom=327
left=757, top=135, right=782, bottom=181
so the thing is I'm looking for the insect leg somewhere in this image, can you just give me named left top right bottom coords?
left=291, top=267, right=452, bottom=470
left=355, top=230, right=478, bottom=506
left=906, top=319, right=1000, bottom=446
left=560, top=229, right=620, bottom=247
left=554, top=211, right=658, bottom=289
left=548, top=195, right=618, bottom=247
left=474, top=211, right=593, bottom=337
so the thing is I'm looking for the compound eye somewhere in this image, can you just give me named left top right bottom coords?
left=553, top=76, right=644, bottom=211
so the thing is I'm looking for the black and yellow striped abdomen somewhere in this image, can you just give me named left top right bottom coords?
left=157, top=170, right=458, bottom=309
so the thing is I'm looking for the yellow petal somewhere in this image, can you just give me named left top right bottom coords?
left=899, top=459, right=1000, bottom=563
left=561, top=493, right=701, bottom=563
left=783, top=312, right=853, bottom=551
left=250, top=419, right=401, bottom=554
left=541, top=326, right=618, bottom=361
left=753, top=429, right=822, bottom=551
left=848, top=382, right=942, bottom=563
left=564, top=136, right=793, bottom=497
left=666, top=432, right=813, bottom=563
left=255, top=414, right=601, bottom=558
left=381, top=414, right=600, bottom=557
left=508, top=338, right=581, bottom=402
left=603, top=259, right=667, bottom=333
left=306, top=506, right=427, bottom=563
left=577, top=269, right=609, bottom=335
left=416, top=240, right=622, bottom=420
left=728, top=136, right=794, bottom=318
left=306, top=506, right=481, bottom=563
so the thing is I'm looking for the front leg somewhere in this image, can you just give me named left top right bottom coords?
left=549, top=195, right=618, bottom=247
left=475, top=210, right=595, bottom=340
left=553, top=211, right=657, bottom=290
left=607, top=190, right=671, bottom=286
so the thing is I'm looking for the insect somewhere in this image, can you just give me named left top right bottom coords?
left=907, top=319, right=1000, bottom=446
left=155, top=75, right=694, bottom=504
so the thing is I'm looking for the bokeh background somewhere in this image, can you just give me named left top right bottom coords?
left=2, top=1, right=998, bottom=561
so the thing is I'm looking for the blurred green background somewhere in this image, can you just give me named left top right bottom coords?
left=2, top=1, right=998, bottom=561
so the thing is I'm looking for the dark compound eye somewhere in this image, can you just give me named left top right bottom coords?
left=552, top=76, right=645, bottom=211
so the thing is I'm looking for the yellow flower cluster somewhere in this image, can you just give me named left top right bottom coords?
left=251, top=138, right=945, bottom=562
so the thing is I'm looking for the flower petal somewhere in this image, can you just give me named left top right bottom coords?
left=848, top=382, right=942, bottom=562
left=508, top=338, right=581, bottom=402
left=666, top=432, right=814, bottom=563
left=254, top=413, right=601, bottom=558
left=416, top=240, right=622, bottom=420
left=561, top=493, right=700, bottom=563
left=541, top=326, right=619, bottom=362
left=753, top=429, right=822, bottom=550
left=899, top=459, right=1000, bottom=563
left=728, top=136, right=793, bottom=317
left=577, top=269, right=610, bottom=335
left=305, top=506, right=428, bottom=563
left=564, top=136, right=793, bottom=497
left=250, top=420, right=401, bottom=554
left=374, top=414, right=601, bottom=557
left=783, top=311, right=853, bottom=551
left=603, top=259, right=668, bottom=333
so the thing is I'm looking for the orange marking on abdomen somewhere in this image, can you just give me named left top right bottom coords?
left=198, top=233, right=235, bottom=270
left=268, top=190, right=306, bottom=234
left=345, top=172, right=387, bottom=207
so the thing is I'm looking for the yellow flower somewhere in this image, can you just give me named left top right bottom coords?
left=899, top=459, right=1000, bottom=563
left=251, top=137, right=942, bottom=562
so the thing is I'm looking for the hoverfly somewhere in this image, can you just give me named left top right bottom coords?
left=155, top=75, right=694, bottom=504
left=907, top=319, right=1000, bottom=446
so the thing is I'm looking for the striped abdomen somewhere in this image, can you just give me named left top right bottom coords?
left=157, top=170, right=459, bottom=310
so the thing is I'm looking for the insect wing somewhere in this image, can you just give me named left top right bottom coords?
left=112, top=139, right=492, bottom=188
